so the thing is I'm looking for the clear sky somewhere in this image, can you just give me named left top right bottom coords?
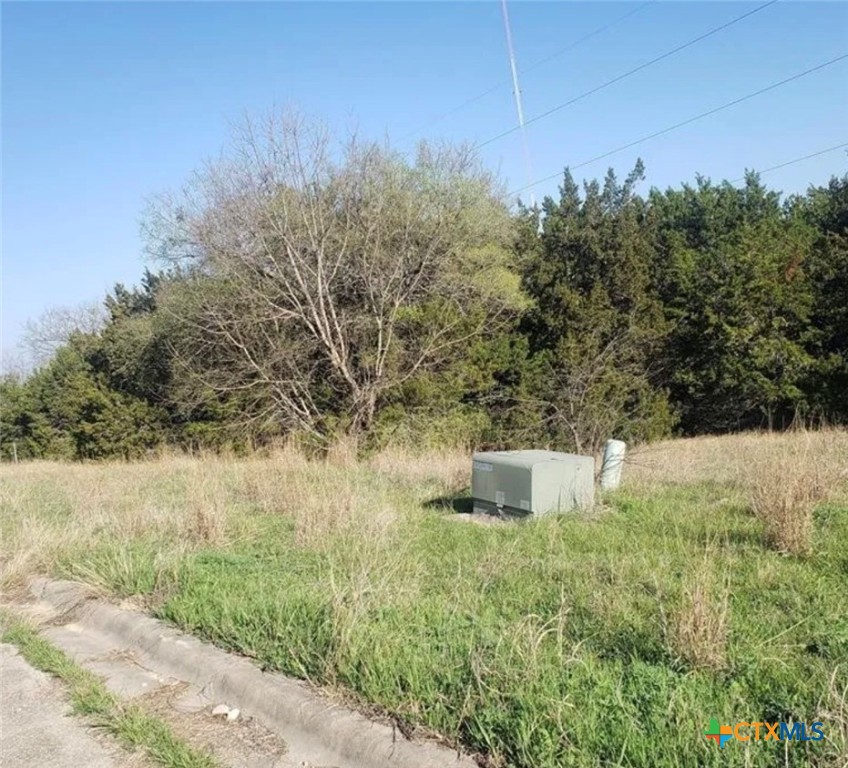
left=2, top=1, right=847, bottom=359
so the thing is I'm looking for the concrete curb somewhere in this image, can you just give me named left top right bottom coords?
left=28, top=578, right=478, bottom=768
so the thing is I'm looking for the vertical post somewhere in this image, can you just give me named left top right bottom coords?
left=500, top=0, right=535, bottom=206
left=12, top=441, right=19, bottom=464
left=599, top=439, right=626, bottom=491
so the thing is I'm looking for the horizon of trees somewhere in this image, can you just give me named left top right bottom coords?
left=3, top=115, right=847, bottom=461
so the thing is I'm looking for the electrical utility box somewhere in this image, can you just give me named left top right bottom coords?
left=471, top=450, right=594, bottom=517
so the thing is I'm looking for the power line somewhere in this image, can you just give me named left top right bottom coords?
left=509, top=53, right=848, bottom=197
left=731, top=142, right=848, bottom=183
left=478, top=0, right=778, bottom=150
left=519, top=2, right=654, bottom=80
left=398, top=2, right=654, bottom=144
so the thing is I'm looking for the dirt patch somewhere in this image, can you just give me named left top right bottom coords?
left=137, top=680, right=290, bottom=768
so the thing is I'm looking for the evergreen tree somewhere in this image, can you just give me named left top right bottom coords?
left=651, top=175, right=816, bottom=431
left=520, top=163, right=674, bottom=454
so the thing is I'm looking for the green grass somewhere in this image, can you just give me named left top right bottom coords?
left=4, top=441, right=847, bottom=768
left=65, top=480, right=848, bottom=768
left=2, top=617, right=218, bottom=768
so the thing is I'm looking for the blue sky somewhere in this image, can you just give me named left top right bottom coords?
left=2, top=1, right=847, bottom=358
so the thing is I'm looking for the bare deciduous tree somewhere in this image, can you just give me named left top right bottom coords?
left=21, top=302, right=106, bottom=369
left=535, top=322, right=673, bottom=457
left=146, top=110, right=525, bottom=437
left=1, top=350, right=29, bottom=379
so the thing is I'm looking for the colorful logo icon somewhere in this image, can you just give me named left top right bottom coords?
left=705, top=719, right=734, bottom=748
left=704, top=719, right=825, bottom=747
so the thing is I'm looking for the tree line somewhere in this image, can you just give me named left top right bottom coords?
left=3, top=114, right=847, bottom=460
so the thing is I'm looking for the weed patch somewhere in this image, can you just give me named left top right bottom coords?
left=2, top=617, right=218, bottom=768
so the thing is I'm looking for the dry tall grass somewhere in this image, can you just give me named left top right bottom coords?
left=2, top=430, right=846, bottom=587
left=0, top=444, right=466, bottom=588
left=366, top=447, right=468, bottom=492
left=743, top=430, right=847, bottom=555
left=669, top=555, right=730, bottom=672
left=625, top=428, right=848, bottom=490
left=819, top=667, right=848, bottom=763
left=0, top=456, right=239, bottom=589
left=626, top=429, right=848, bottom=555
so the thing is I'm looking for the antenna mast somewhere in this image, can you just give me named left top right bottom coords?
left=500, top=0, right=535, bottom=205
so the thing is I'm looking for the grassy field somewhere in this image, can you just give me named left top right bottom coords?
left=2, top=432, right=847, bottom=767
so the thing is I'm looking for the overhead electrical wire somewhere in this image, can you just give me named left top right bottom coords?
left=398, top=1, right=654, bottom=143
left=477, top=0, right=779, bottom=150
left=730, top=142, right=848, bottom=183
left=508, top=53, right=848, bottom=197
left=518, top=1, right=654, bottom=80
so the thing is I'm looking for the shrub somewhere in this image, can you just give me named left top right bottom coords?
left=744, top=431, right=845, bottom=555
left=669, top=556, right=729, bottom=672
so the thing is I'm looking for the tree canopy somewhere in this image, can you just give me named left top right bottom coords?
left=3, top=114, right=847, bottom=460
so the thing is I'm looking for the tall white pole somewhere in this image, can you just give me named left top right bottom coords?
left=500, top=0, right=535, bottom=206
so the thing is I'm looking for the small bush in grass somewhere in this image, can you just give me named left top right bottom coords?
left=744, top=432, right=844, bottom=556
left=670, top=562, right=729, bottom=672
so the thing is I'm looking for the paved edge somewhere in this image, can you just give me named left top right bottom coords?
left=27, top=578, right=478, bottom=768
left=1, top=643, right=125, bottom=768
